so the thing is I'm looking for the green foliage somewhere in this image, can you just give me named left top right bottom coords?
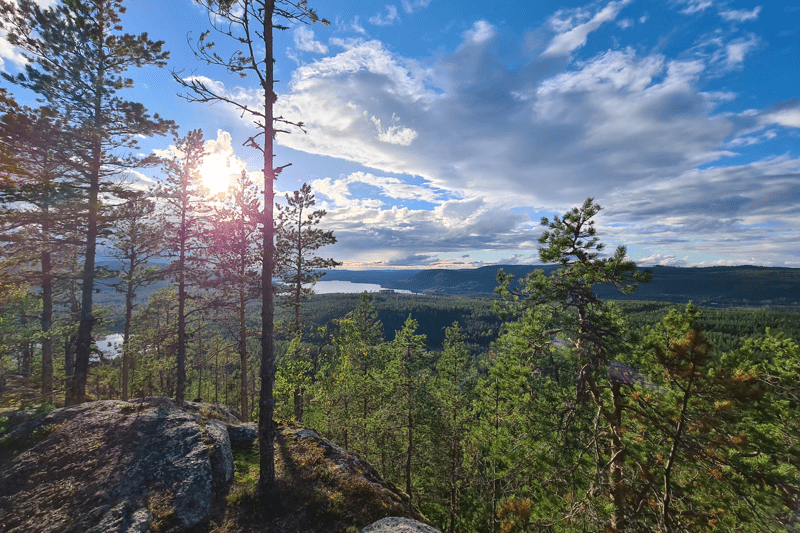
left=276, top=183, right=340, bottom=336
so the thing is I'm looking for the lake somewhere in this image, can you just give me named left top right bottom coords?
left=312, top=280, right=413, bottom=294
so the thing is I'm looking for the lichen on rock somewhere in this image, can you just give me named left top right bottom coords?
left=0, top=398, right=236, bottom=532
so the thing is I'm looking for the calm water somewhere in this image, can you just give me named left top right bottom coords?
left=312, top=280, right=412, bottom=294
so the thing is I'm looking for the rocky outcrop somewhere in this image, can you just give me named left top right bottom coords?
left=0, top=398, right=236, bottom=533
left=0, top=398, right=434, bottom=533
left=362, top=517, right=442, bottom=533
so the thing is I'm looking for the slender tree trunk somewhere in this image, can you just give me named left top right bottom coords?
left=19, top=307, right=31, bottom=377
left=609, top=383, right=626, bottom=532
left=197, top=331, right=204, bottom=401
left=176, top=211, right=187, bottom=405
left=293, top=204, right=302, bottom=334
left=64, top=334, right=75, bottom=382
left=258, top=0, right=278, bottom=510
left=122, top=256, right=136, bottom=401
left=40, top=247, right=53, bottom=399
left=68, top=143, right=99, bottom=406
left=406, top=403, right=413, bottom=498
left=662, top=361, right=697, bottom=532
left=239, top=281, right=249, bottom=421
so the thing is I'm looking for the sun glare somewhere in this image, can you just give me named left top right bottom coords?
left=199, top=153, right=237, bottom=196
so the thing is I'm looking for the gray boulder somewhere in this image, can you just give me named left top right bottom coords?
left=0, top=398, right=237, bottom=532
left=362, top=517, right=442, bottom=533
left=227, top=422, right=257, bottom=450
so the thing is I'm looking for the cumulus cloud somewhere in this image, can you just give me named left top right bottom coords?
left=198, top=2, right=798, bottom=267
left=762, top=100, right=800, bottom=128
left=542, top=0, right=632, bottom=57
left=294, top=26, right=328, bottom=54
left=371, top=116, right=418, bottom=146
left=463, top=20, right=496, bottom=46
left=271, top=24, right=776, bottom=217
left=636, top=253, right=690, bottom=266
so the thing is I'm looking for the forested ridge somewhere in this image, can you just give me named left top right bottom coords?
left=0, top=0, right=799, bottom=532
left=322, top=264, right=800, bottom=307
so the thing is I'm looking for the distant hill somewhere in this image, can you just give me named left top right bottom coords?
left=322, top=265, right=800, bottom=307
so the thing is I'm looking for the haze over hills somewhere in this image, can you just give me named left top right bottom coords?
left=322, top=265, right=800, bottom=308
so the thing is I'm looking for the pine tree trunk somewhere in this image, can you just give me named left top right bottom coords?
left=40, top=243, right=53, bottom=400
left=609, top=383, right=626, bottom=532
left=122, top=257, right=135, bottom=401
left=67, top=27, right=105, bottom=406
left=239, top=282, right=249, bottom=421
left=64, top=334, right=75, bottom=382
left=258, top=0, right=278, bottom=511
left=405, top=407, right=413, bottom=498
left=68, top=146, right=99, bottom=406
left=176, top=214, right=187, bottom=405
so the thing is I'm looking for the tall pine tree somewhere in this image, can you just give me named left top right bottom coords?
left=155, top=130, right=209, bottom=406
left=275, top=183, right=340, bottom=336
left=1, top=0, right=174, bottom=405
left=174, top=0, right=327, bottom=505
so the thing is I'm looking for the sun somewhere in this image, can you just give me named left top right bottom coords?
left=199, top=153, right=236, bottom=196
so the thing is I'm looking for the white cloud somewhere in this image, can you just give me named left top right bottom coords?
left=313, top=172, right=442, bottom=206
left=725, top=35, right=759, bottom=68
left=463, top=20, right=496, bottom=46
left=763, top=103, right=800, bottom=128
left=637, top=253, right=690, bottom=266
left=371, top=116, right=418, bottom=146
left=400, top=0, right=431, bottom=14
left=617, top=18, right=634, bottom=29
left=542, top=0, right=632, bottom=57
left=719, top=6, right=762, bottom=22
left=0, top=32, right=27, bottom=71
left=294, top=26, right=328, bottom=54
left=369, top=5, right=399, bottom=26
left=679, top=0, right=714, bottom=15
left=199, top=4, right=799, bottom=267
left=337, top=16, right=367, bottom=35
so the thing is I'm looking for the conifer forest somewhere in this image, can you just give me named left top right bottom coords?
left=0, top=1, right=799, bottom=532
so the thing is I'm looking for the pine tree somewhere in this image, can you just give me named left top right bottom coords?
left=207, top=169, right=261, bottom=421
left=175, top=0, right=328, bottom=503
left=385, top=316, right=428, bottom=499
left=427, top=323, right=474, bottom=533
left=275, top=183, right=339, bottom=421
left=492, top=198, right=651, bottom=531
left=622, top=306, right=799, bottom=531
left=155, top=130, right=210, bottom=405
left=1, top=0, right=175, bottom=405
left=107, top=190, right=165, bottom=400
left=276, top=183, right=340, bottom=336
left=0, top=103, right=78, bottom=399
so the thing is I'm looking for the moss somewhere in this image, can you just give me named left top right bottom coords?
left=199, top=405, right=230, bottom=422
left=146, top=486, right=178, bottom=533
left=226, top=448, right=260, bottom=509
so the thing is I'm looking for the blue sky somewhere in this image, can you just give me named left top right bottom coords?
left=2, top=0, right=799, bottom=269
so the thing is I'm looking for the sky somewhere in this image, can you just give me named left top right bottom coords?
left=2, top=0, right=799, bottom=270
